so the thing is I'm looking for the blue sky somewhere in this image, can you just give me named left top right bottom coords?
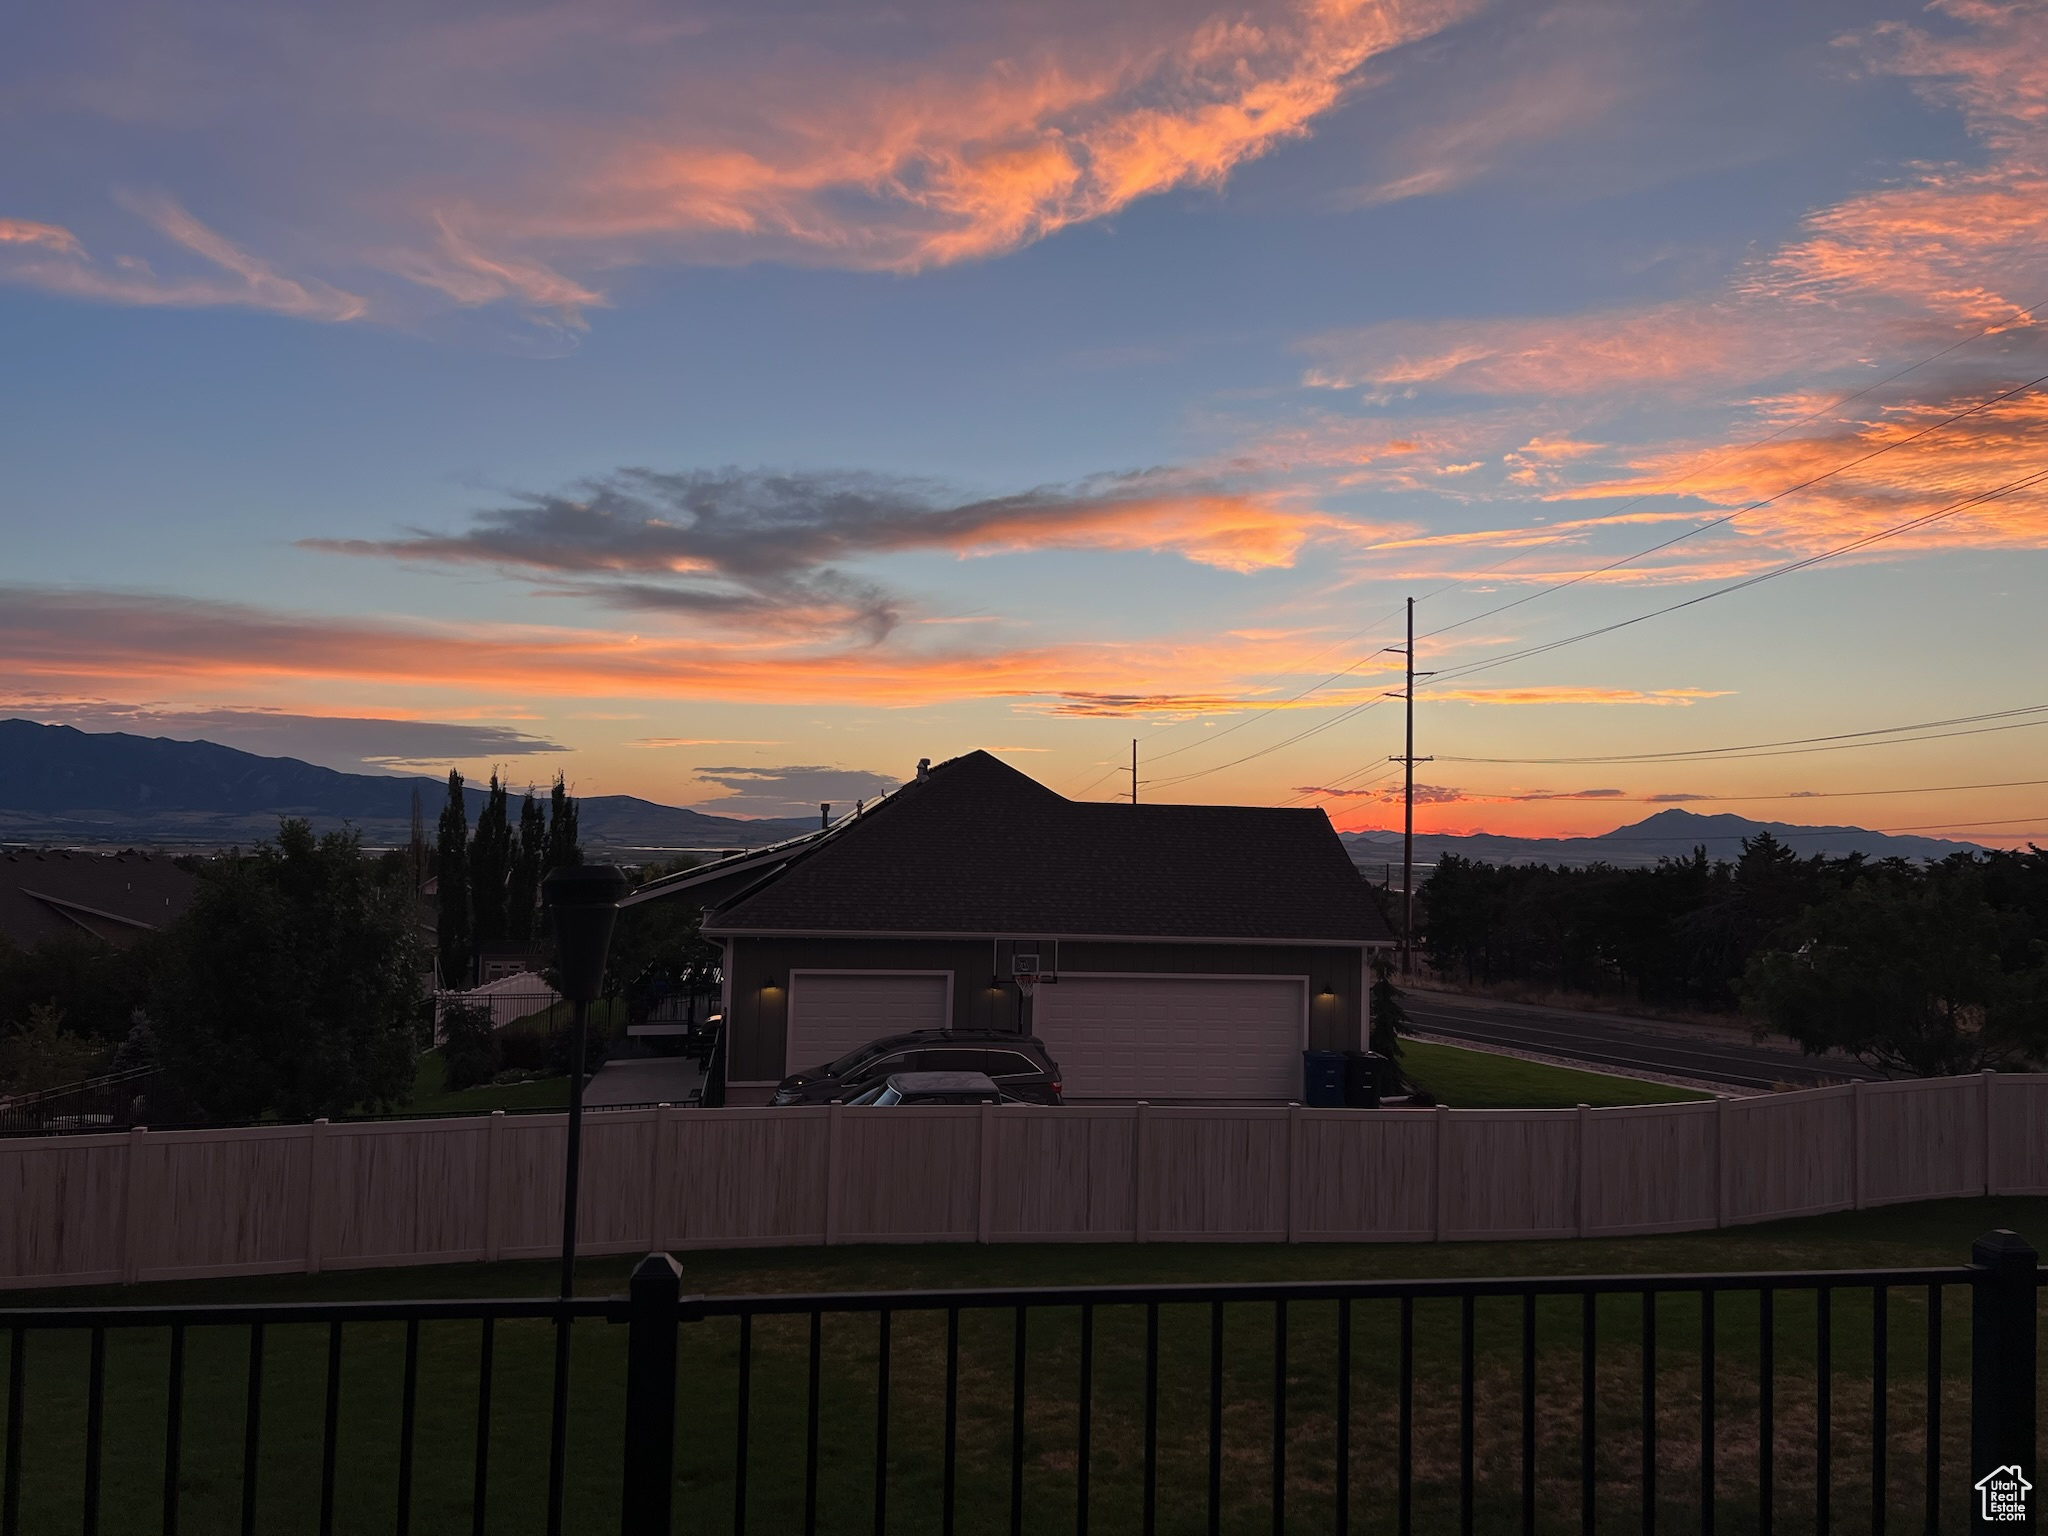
left=4, top=0, right=2046, bottom=834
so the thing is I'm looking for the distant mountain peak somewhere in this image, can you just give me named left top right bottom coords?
left=0, top=718, right=807, bottom=851
left=1341, top=803, right=1987, bottom=870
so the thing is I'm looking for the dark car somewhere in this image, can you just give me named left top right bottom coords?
left=844, top=1071, right=1005, bottom=1106
left=771, top=1030, right=1062, bottom=1105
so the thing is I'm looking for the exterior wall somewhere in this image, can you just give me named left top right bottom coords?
left=722, top=934, right=1366, bottom=1087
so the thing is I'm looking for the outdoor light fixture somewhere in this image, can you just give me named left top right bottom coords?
left=540, top=861, right=626, bottom=1533
left=546, top=863, right=626, bottom=1006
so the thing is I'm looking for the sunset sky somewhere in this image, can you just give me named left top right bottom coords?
left=5, top=0, right=2047, bottom=837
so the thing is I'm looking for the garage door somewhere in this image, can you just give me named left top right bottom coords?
left=786, top=972, right=950, bottom=1073
left=1033, top=975, right=1306, bottom=1100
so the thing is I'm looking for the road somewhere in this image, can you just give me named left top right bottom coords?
left=1400, top=988, right=1881, bottom=1092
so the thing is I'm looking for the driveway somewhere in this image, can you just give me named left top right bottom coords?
left=583, top=1055, right=707, bottom=1107
left=1399, top=987, right=1882, bottom=1093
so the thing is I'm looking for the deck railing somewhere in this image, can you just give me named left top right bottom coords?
left=0, top=1234, right=2039, bottom=1534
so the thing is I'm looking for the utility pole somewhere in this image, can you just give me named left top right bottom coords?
left=1131, top=739, right=1139, bottom=805
left=1388, top=597, right=1434, bottom=975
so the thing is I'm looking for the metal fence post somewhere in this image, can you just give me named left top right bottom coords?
left=1971, top=1230, right=2037, bottom=1531
left=621, top=1252, right=683, bottom=1536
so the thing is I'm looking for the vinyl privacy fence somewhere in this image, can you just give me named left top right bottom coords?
left=7, top=1074, right=2048, bottom=1290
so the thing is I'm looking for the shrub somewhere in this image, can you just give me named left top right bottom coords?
left=439, top=1002, right=500, bottom=1092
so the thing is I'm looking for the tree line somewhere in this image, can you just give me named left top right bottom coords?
left=1, top=822, right=422, bottom=1119
left=0, top=771, right=727, bottom=1120
left=433, top=769, right=580, bottom=988
left=1419, top=835, right=2048, bottom=1075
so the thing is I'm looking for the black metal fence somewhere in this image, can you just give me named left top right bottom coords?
left=0, top=1066, right=160, bottom=1135
left=1, top=1236, right=2039, bottom=1534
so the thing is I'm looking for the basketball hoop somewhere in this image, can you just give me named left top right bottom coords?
left=1016, top=973, right=1041, bottom=998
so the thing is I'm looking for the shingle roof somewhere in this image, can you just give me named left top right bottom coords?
left=0, top=850, right=196, bottom=948
left=705, top=751, right=1391, bottom=943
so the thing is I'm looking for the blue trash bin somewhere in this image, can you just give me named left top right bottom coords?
left=1302, top=1049, right=1346, bottom=1107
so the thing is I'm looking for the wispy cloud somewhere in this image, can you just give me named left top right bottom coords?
left=308, top=466, right=1386, bottom=642
left=0, top=194, right=367, bottom=320
left=15, top=0, right=1475, bottom=326
left=629, top=737, right=782, bottom=748
left=0, top=585, right=1356, bottom=710
left=687, top=763, right=901, bottom=818
left=1427, top=687, right=1732, bottom=706
left=1277, top=0, right=2048, bottom=582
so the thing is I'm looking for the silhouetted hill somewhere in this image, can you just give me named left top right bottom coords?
left=1344, top=806, right=1989, bottom=872
left=0, top=720, right=808, bottom=852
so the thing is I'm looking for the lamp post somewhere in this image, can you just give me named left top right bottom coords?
left=541, top=861, right=626, bottom=1533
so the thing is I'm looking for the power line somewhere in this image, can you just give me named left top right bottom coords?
left=1148, top=456, right=2047, bottom=792
left=1143, top=692, right=1395, bottom=790
left=1455, top=775, right=2048, bottom=806
left=1097, top=367, right=2048, bottom=799
left=1425, top=463, right=2048, bottom=690
left=1058, top=599, right=1414, bottom=798
left=1417, top=369, right=2048, bottom=647
left=1398, top=284, right=2048, bottom=627
left=1434, top=704, right=2048, bottom=766
left=1065, top=296, right=2048, bottom=800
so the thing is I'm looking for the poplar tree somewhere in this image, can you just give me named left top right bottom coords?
left=543, top=773, right=582, bottom=876
left=470, top=772, right=512, bottom=944
left=434, top=769, right=471, bottom=989
left=507, top=790, right=545, bottom=942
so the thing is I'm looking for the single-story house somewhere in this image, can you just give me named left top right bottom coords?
left=624, top=750, right=1394, bottom=1103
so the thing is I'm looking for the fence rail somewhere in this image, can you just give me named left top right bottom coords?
left=6, top=1074, right=2048, bottom=1291
left=1, top=1241, right=2040, bottom=1534
left=0, top=1067, right=160, bottom=1136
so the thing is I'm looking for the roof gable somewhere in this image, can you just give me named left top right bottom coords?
left=705, top=750, right=1390, bottom=943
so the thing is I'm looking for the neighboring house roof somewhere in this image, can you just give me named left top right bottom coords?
left=681, top=750, right=1391, bottom=944
left=0, top=850, right=197, bottom=948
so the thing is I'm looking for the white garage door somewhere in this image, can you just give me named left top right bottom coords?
left=786, top=972, right=950, bottom=1073
left=1034, top=975, right=1306, bottom=1100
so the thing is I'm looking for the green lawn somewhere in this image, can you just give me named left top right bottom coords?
left=7, top=1198, right=2041, bottom=1534
left=402, top=1048, right=571, bottom=1114
left=1398, top=1036, right=1709, bottom=1108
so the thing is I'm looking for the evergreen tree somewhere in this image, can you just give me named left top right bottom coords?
left=470, top=772, right=512, bottom=945
left=507, top=790, right=545, bottom=942
left=1368, top=948, right=1407, bottom=1061
left=155, top=820, right=421, bottom=1119
left=434, top=769, right=471, bottom=988
left=544, top=773, right=582, bottom=876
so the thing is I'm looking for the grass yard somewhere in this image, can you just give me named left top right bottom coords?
left=1397, top=1036, right=1709, bottom=1108
left=402, top=1048, right=571, bottom=1114
left=8, top=1198, right=2044, bottom=1534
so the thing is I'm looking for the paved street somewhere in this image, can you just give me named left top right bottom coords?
left=1401, top=987, right=1882, bottom=1092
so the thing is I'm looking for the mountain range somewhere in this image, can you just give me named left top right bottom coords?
left=0, top=720, right=810, bottom=853
left=1343, top=807, right=1989, bottom=872
left=2, top=721, right=2000, bottom=867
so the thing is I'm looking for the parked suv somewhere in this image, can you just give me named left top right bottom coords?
left=844, top=1071, right=1004, bottom=1106
left=771, top=1030, right=1062, bottom=1105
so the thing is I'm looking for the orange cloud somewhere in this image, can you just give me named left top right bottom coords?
left=0, top=196, right=366, bottom=320
left=375, top=213, right=605, bottom=326
left=12, top=0, right=1476, bottom=324
left=0, top=219, right=82, bottom=255
left=533, top=0, right=1478, bottom=274
left=0, top=585, right=1403, bottom=713
left=1427, top=687, right=1732, bottom=706
left=1560, top=386, right=2048, bottom=558
left=1269, top=0, right=2048, bottom=592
